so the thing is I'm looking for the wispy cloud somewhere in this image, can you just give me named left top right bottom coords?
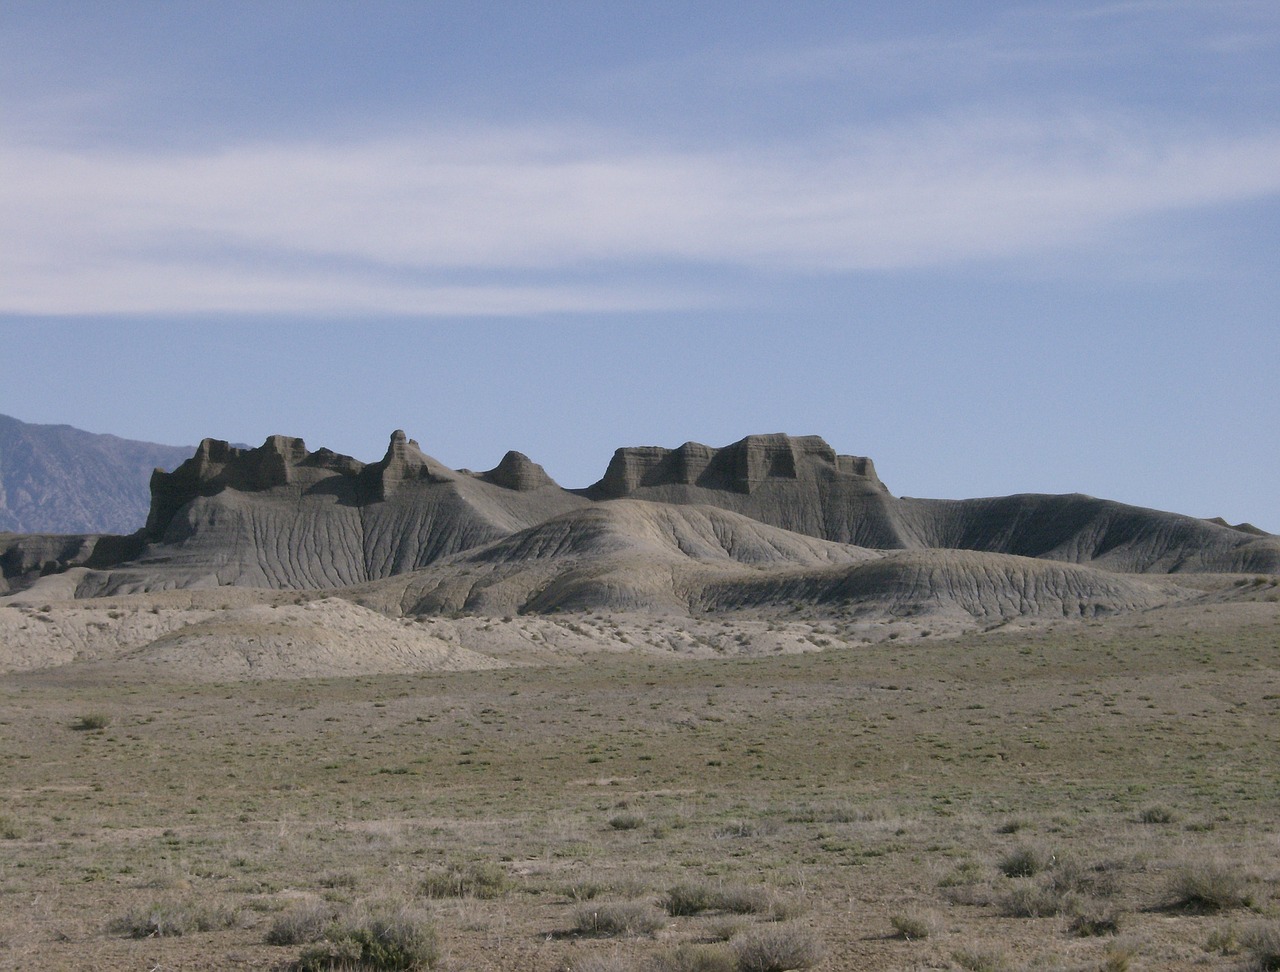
left=4, top=115, right=1279, bottom=316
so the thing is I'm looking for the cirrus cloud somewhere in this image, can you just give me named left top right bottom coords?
left=3, top=115, right=1279, bottom=316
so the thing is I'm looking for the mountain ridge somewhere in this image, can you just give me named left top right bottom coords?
left=0, top=414, right=193, bottom=535
left=2, top=428, right=1275, bottom=611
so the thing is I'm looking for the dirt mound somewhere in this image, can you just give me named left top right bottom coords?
left=698, top=548, right=1184, bottom=622
left=113, top=599, right=504, bottom=680
left=341, top=505, right=1186, bottom=623
left=898, top=494, right=1280, bottom=573
left=0, top=588, right=505, bottom=679
left=346, top=501, right=878, bottom=616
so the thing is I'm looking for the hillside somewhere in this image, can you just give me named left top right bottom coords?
left=0, top=414, right=192, bottom=534
left=2, top=427, right=1272, bottom=622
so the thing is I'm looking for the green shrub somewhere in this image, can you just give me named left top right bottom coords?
left=951, top=946, right=1011, bottom=972
left=71, top=713, right=110, bottom=732
left=1137, top=805, right=1177, bottom=824
left=1168, top=860, right=1255, bottom=912
left=1069, top=904, right=1122, bottom=937
left=419, top=861, right=508, bottom=899
left=1003, top=880, right=1076, bottom=918
left=574, top=900, right=666, bottom=937
left=609, top=812, right=646, bottom=831
left=663, top=883, right=717, bottom=916
left=889, top=908, right=936, bottom=940
left=266, top=901, right=335, bottom=946
left=644, top=943, right=737, bottom=972
left=295, top=902, right=438, bottom=970
left=998, top=844, right=1046, bottom=878
left=731, top=923, right=823, bottom=972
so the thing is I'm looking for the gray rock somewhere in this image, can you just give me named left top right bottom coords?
left=8, top=428, right=1275, bottom=612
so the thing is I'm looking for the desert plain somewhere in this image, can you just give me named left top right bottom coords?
left=0, top=582, right=1277, bottom=971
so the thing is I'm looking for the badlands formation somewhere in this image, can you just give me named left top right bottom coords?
left=1, top=430, right=1277, bottom=679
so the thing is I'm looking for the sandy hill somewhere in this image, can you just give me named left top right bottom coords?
left=344, top=502, right=1182, bottom=623
left=344, top=500, right=881, bottom=617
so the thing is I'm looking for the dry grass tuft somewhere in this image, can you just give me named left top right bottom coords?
left=609, top=812, right=646, bottom=831
left=1068, top=902, right=1122, bottom=937
left=574, top=900, right=666, bottom=937
left=418, top=861, right=509, bottom=900
left=889, top=908, right=937, bottom=940
left=1101, top=940, right=1138, bottom=972
left=998, top=844, right=1047, bottom=878
left=0, top=814, right=20, bottom=839
left=1167, top=859, right=1255, bottom=912
left=1002, top=879, right=1076, bottom=918
left=109, top=898, right=242, bottom=938
left=730, top=923, right=823, bottom=972
left=294, top=901, right=438, bottom=970
left=661, top=883, right=800, bottom=921
left=644, top=943, right=738, bottom=972
left=571, top=957, right=634, bottom=972
left=265, top=900, right=336, bottom=946
left=663, top=883, right=718, bottom=916
left=1137, top=804, right=1177, bottom=824
left=950, top=945, right=1011, bottom=971
left=1243, top=921, right=1280, bottom=971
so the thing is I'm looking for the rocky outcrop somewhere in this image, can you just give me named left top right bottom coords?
left=145, top=435, right=352, bottom=538
left=1, top=533, right=99, bottom=593
left=576, top=434, right=1278, bottom=574
left=356, top=508, right=1181, bottom=621
left=589, top=434, right=885, bottom=498
left=363, top=430, right=456, bottom=501
left=7, top=428, right=1276, bottom=604
left=1205, top=517, right=1270, bottom=537
left=481, top=452, right=558, bottom=492
left=80, top=431, right=587, bottom=595
left=584, top=434, right=907, bottom=549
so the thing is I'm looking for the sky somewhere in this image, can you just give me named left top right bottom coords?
left=1, top=1, right=1277, bottom=531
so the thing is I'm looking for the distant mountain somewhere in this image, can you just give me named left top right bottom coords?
left=0, top=414, right=193, bottom=535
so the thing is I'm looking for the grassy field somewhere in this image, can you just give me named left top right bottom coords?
left=1, top=604, right=1278, bottom=971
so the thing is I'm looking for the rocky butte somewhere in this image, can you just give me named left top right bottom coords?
left=1, top=431, right=1276, bottom=624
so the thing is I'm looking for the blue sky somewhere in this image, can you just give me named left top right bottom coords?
left=2, top=1, right=1277, bottom=530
